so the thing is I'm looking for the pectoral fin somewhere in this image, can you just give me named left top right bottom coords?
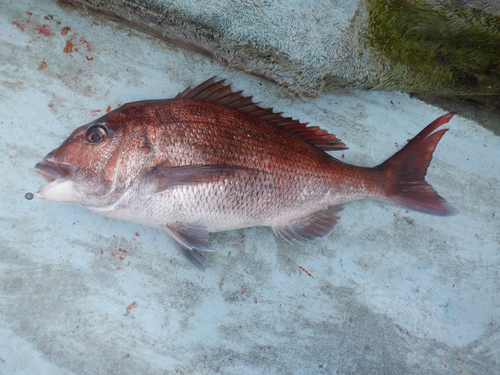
left=163, top=221, right=213, bottom=270
left=147, top=164, right=258, bottom=192
left=273, top=205, right=344, bottom=243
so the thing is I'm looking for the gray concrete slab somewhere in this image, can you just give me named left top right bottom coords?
left=0, top=0, right=499, bottom=374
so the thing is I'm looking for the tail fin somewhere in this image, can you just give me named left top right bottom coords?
left=377, top=113, right=458, bottom=216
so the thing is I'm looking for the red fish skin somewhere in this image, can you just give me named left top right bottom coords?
left=35, top=78, right=456, bottom=269
left=99, top=100, right=386, bottom=224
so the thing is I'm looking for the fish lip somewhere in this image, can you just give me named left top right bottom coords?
left=34, top=160, right=78, bottom=182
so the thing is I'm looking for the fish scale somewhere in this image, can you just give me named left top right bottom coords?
left=35, top=77, right=457, bottom=270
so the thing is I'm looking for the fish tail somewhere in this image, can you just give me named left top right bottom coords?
left=377, top=113, right=458, bottom=216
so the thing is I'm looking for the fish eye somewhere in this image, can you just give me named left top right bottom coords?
left=85, top=125, right=107, bottom=144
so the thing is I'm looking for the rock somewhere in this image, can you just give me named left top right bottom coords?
left=60, top=0, right=500, bottom=98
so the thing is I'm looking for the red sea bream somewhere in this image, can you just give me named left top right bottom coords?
left=35, top=78, right=457, bottom=269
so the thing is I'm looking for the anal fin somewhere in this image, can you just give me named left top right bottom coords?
left=164, top=221, right=213, bottom=271
left=273, top=205, right=344, bottom=243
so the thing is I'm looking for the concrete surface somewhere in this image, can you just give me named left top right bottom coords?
left=1, top=0, right=499, bottom=374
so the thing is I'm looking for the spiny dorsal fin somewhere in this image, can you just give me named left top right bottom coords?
left=175, top=77, right=348, bottom=151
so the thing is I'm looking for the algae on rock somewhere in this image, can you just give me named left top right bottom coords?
left=60, top=0, right=500, bottom=97
left=367, top=0, right=500, bottom=95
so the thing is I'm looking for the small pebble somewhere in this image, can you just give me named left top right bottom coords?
left=25, top=192, right=34, bottom=200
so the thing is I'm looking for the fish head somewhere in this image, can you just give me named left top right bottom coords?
left=35, top=104, right=156, bottom=207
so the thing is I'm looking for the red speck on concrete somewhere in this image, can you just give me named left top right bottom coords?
left=119, top=256, right=125, bottom=260
left=299, top=266, right=313, bottom=277
left=116, top=267, right=122, bottom=270
left=12, top=22, right=24, bottom=31
left=100, top=250, right=104, bottom=255
left=80, top=37, right=93, bottom=52
left=35, top=24, right=54, bottom=37
left=48, top=103, right=54, bottom=108
left=91, top=110, right=101, bottom=116
left=118, top=248, right=127, bottom=253
left=106, top=106, right=111, bottom=113
left=127, top=302, right=138, bottom=310
left=86, top=56, right=94, bottom=61
left=135, top=232, right=140, bottom=237
left=27, top=12, right=33, bottom=16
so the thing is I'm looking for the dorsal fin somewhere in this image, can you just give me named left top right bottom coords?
left=175, top=77, right=348, bottom=151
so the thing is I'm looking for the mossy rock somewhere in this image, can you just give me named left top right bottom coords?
left=367, top=0, right=500, bottom=95
left=60, top=0, right=499, bottom=97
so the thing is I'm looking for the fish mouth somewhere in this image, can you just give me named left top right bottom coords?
left=34, top=160, right=78, bottom=182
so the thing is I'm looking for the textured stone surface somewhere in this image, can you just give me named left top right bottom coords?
left=59, top=0, right=500, bottom=98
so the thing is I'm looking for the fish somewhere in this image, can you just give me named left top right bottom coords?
left=34, top=77, right=457, bottom=270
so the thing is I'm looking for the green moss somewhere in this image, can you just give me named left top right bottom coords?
left=367, top=0, right=500, bottom=94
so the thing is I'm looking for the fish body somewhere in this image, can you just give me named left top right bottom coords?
left=35, top=78, right=457, bottom=269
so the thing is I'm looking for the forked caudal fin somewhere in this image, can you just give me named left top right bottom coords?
left=377, top=113, right=458, bottom=216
